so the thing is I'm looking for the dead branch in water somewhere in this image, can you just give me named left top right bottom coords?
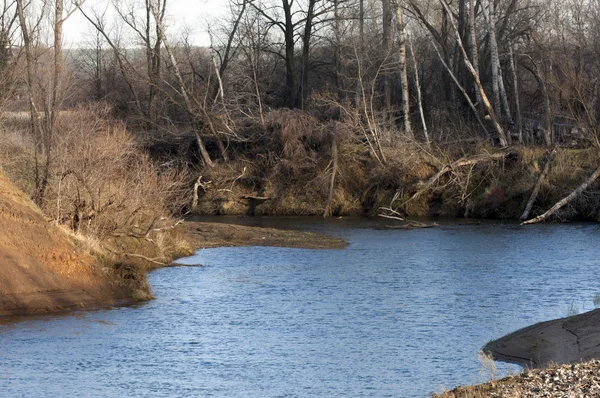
left=522, top=163, right=600, bottom=225
left=520, top=148, right=556, bottom=221
left=382, top=222, right=438, bottom=230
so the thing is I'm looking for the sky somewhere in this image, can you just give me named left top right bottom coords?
left=63, top=0, right=230, bottom=47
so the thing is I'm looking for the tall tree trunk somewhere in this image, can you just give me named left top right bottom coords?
left=455, top=0, right=466, bottom=90
left=283, top=0, right=296, bottom=108
left=300, top=0, right=316, bottom=109
left=150, top=3, right=214, bottom=167
left=211, top=0, right=246, bottom=101
left=468, top=0, right=482, bottom=106
left=523, top=62, right=552, bottom=146
left=409, top=34, right=429, bottom=146
left=356, top=0, right=364, bottom=106
left=482, top=0, right=500, bottom=114
left=428, top=34, right=490, bottom=137
left=17, top=0, right=53, bottom=203
left=482, top=0, right=513, bottom=139
left=382, top=0, right=392, bottom=113
left=359, top=0, right=364, bottom=48
left=509, top=42, right=522, bottom=143
left=40, top=0, right=64, bottom=202
left=333, top=0, right=343, bottom=99
left=438, top=0, right=508, bottom=146
left=394, top=0, right=413, bottom=137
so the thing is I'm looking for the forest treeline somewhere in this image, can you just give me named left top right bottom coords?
left=1, top=0, right=600, bottom=254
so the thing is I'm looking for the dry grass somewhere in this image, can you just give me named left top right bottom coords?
left=0, top=104, right=194, bottom=299
left=192, top=109, right=600, bottom=220
left=435, top=359, right=600, bottom=398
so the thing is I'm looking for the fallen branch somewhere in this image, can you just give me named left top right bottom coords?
left=520, top=148, right=556, bottom=221
left=105, top=248, right=167, bottom=266
left=522, top=163, right=600, bottom=225
left=407, top=151, right=512, bottom=204
left=383, top=222, right=438, bottom=230
left=118, top=252, right=167, bottom=266
left=379, top=214, right=406, bottom=222
left=378, top=205, right=405, bottom=221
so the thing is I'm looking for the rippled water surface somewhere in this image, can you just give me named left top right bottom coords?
left=3, top=218, right=600, bottom=397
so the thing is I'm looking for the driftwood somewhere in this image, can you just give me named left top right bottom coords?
left=407, top=151, right=512, bottom=203
left=382, top=222, right=438, bottom=230
left=520, top=148, right=556, bottom=221
left=522, top=163, right=600, bottom=225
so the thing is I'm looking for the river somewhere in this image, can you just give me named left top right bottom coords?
left=2, top=218, right=600, bottom=397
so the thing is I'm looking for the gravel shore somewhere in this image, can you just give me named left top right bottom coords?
left=436, top=359, right=600, bottom=397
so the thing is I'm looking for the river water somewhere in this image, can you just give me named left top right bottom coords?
left=2, top=218, right=600, bottom=397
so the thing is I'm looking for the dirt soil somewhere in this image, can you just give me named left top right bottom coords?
left=0, top=171, right=129, bottom=316
left=179, top=221, right=348, bottom=251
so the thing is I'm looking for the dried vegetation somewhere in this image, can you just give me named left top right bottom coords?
left=436, top=360, right=600, bottom=398
left=192, top=109, right=600, bottom=222
left=0, top=105, right=194, bottom=299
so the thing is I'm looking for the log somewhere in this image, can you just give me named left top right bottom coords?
left=522, top=163, right=600, bottom=225
left=382, top=222, right=438, bottom=230
left=520, top=148, right=556, bottom=221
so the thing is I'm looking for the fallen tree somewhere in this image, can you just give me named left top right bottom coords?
left=522, top=163, right=600, bottom=225
left=519, top=147, right=556, bottom=221
left=407, top=151, right=513, bottom=204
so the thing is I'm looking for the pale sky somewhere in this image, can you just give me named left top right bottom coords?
left=63, top=0, right=230, bottom=47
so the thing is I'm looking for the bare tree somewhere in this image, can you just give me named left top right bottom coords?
left=17, top=0, right=77, bottom=203
left=393, top=0, right=412, bottom=137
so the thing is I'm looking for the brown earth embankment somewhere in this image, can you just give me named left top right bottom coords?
left=0, top=171, right=130, bottom=316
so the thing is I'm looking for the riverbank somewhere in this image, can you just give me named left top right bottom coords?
left=0, top=219, right=346, bottom=316
left=194, top=142, right=600, bottom=223
left=0, top=166, right=347, bottom=316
